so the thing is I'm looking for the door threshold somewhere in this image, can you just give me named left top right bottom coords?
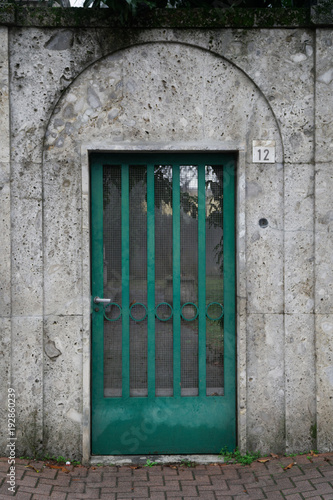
left=90, top=454, right=225, bottom=466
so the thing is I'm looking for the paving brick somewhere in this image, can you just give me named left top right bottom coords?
left=109, top=484, right=134, bottom=493
left=39, top=476, right=71, bottom=487
left=160, top=469, right=179, bottom=476
left=242, top=487, right=266, bottom=499
left=0, top=483, right=15, bottom=496
left=219, top=469, right=240, bottom=479
left=305, top=497, right=324, bottom=500
left=179, top=486, right=198, bottom=496
left=48, top=493, right=68, bottom=500
left=116, top=470, right=133, bottom=477
left=38, top=469, right=59, bottom=480
left=256, top=491, right=283, bottom=500
left=206, top=467, right=223, bottom=476
left=178, top=471, right=194, bottom=480
left=320, top=471, right=333, bottom=480
left=210, top=477, right=229, bottom=488
left=150, top=483, right=181, bottom=493
left=302, top=483, right=333, bottom=497
left=5, top=467, right=26, bottom=481
left=132, top=469, right=149, bottom=478
left=15, top=476, right=39, bottom=488
left=9, top=492, right=32, bottom=500
left=166, top=491, right=192, bottom=497
left=100, top=486, right=118, bottom=495
left=65, top=488, right=101, bottom=499
left=70, top=469, right=88, bottom=479
left=147, top=476, right=165, bottom=485
left=194, top=493, right=216, bottom=500
left=130, top=475, right=149, bottom=484
left=52, top=482, right=85, bottom=493
left=228, top=495, right=249, bottom=500
left=197, top=484, right=220, bottom=492
left=248, top=476, right=275, bottom=488
left=182, top=497, right=206, bottom=500
left=293, top=471, right=322, bottom=481
left=283, top=479, right=316, bottom=494
left=115, top=486, right=149, bottom=498
left=147, top=493, right=166, bottom=500
left=17, top=484, right=53, bottom=495
left=227, top=477, right=256, bottom=486
left=26, top=462, right=45, bottom=472
left=223, top=484, right=248, bottom=495
left=32, top=495, right=55, bottom=500
left=181, top=476, right=211, bottom=486
left=117, top=475, right=133, bottom=482
left=87, top=478, right=115, bottom=487
left=164, top=479, right=181, bottom=489
left=264, top=477, right=295, bottom=491
left=84, top=472, right=102, bottom=483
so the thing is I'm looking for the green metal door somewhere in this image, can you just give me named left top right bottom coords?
left=91, top=153, right=236, bottom=455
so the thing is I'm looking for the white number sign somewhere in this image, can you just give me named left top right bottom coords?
left=252, top=140, right=275, bottom=163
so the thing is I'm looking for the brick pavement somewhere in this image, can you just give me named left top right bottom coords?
left=0, top=453, right=332, bottom=499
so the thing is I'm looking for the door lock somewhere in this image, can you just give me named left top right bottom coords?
left=93, top=297, right=111, bottom=304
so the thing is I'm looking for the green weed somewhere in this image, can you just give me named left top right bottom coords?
left=310, top=424, right=317, bottom=440
left=144, top=459, right=158, bottom=467
left=220, top=447, right=261, bottom=465
left=180, top=459, right=195, bottom=467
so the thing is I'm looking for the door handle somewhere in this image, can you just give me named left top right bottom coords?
left=93, top=296, right=111, bottom=304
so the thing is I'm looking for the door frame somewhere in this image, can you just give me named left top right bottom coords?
left=80, top=143, right=245, bottom=463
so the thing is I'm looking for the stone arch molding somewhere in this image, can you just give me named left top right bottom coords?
left=41, top=41, right=282, bottom=318
left=43, top=41, right=282, bottom=163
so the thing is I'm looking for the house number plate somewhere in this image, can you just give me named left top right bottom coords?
left=252, top=140, right=275, bottom=163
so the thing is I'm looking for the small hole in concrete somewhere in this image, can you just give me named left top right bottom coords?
left=259, top=218, right=269, bottom=228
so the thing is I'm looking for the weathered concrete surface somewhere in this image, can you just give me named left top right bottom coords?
left=316, top=30, right=333, bottom=163
left=0, top=17, right=332, bottom=460
left=11, top=162, right=43, bottom=317
left=43, top=316, right=83, bottom=459
left=0, top=26, right=11, bottom=464
left=0, top=319, right=11, bottom=453
left=285, top=314, right=316, bottom=453
left=315, top=163, right=333, bottom=452
left=246, top=314, right=285, bottom=453
left=316, top=315, right=333, bottom=452
left=11, top=317, right=43, bottom=457
left=315, top=29, right=333, bottom=453
left=0, top=27, right=10, bottom=317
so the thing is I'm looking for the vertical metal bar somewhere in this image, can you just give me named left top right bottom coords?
left=198, top=164, right=206, bottom=397
left=122, top=165, right=130, bottom=399
left=91, top=160, right=104, bottom=406
left=173, top=164, right=181, bottom=398
left=223, top=158, right=236, bottom=402
left=147, top=164, right=156, bottom=398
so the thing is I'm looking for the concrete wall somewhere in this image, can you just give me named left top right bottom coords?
left=0, top=9, right=333, bottom=460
